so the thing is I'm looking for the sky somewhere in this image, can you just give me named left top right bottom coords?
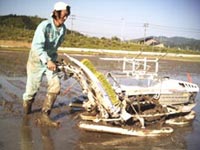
left=0, top=0, right=200, bottom=40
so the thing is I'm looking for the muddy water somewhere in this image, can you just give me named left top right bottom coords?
left=0, top=51, right=200, bottom=150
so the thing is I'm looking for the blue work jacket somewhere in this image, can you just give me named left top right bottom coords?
left=31, top=18, right=66, bottom=64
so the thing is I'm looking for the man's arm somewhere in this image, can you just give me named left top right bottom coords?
left=31, top=21, right=51, bottom=65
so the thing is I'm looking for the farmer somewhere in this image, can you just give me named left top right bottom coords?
left=23, top=2, right=70, bottom=126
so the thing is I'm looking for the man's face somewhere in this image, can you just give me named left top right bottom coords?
left=57, top=10, right=69, bottom=26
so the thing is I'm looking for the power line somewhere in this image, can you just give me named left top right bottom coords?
left=72, top=14, right=200, bottom=32
left=150, top=23, right=200, bottom=32
left=68, top=14, right=200, bottom=39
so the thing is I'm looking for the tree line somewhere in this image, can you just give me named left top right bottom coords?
left=0, top=14, right=199, bottom=54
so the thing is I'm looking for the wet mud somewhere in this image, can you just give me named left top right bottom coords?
left=0, top=50, right=200, bottom=150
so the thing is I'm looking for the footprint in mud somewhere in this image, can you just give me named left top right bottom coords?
left=0, top=100, right=23, bottom=116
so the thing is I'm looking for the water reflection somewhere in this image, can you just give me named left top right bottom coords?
left=77, top=130, right=189, bottom=150
left=40, top=127, right=55, bottom=150
left=20, top=116, right=55, bottom=150
left=21, top=116, right=33, bottom=150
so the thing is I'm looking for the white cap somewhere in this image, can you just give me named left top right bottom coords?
left=54, top=2, right=68, bottom=11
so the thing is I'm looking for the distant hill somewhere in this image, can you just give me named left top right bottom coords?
left=0, top=14, right=73, bottom=42
left=0, top=14, right=199, bottom=53
left=154, top=36, right=200, bottom=51
left=0, top=14, right=44, bottom=30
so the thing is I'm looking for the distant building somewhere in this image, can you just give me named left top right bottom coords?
left=135, top=36, right=164, bottom=48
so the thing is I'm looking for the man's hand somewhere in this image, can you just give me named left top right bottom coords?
left=47, top=60, right=56, bottom=71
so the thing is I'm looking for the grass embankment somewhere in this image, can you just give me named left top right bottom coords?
left=0, top=40, right=30, bottom=51
left=1, top=40, right=200, bottom=62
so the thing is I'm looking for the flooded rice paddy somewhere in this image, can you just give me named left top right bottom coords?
left=0, top=50, right=200, bottom=150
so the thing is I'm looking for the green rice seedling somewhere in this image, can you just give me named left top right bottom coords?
left=81, top=59, right=119, bottom=105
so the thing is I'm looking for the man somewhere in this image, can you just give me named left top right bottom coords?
left=23, top=2, right=71, bottom=126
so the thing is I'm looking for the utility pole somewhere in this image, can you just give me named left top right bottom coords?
left=70, top=15, right=75, bottom=36
left=120, top=18, right=125, bottom=42
left=143, top=23, right=149, bottom=45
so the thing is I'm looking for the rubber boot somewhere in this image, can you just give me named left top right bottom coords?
left=37, top=93, right=60, bottom=127
left=23, top=100, right=34, bottom=115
